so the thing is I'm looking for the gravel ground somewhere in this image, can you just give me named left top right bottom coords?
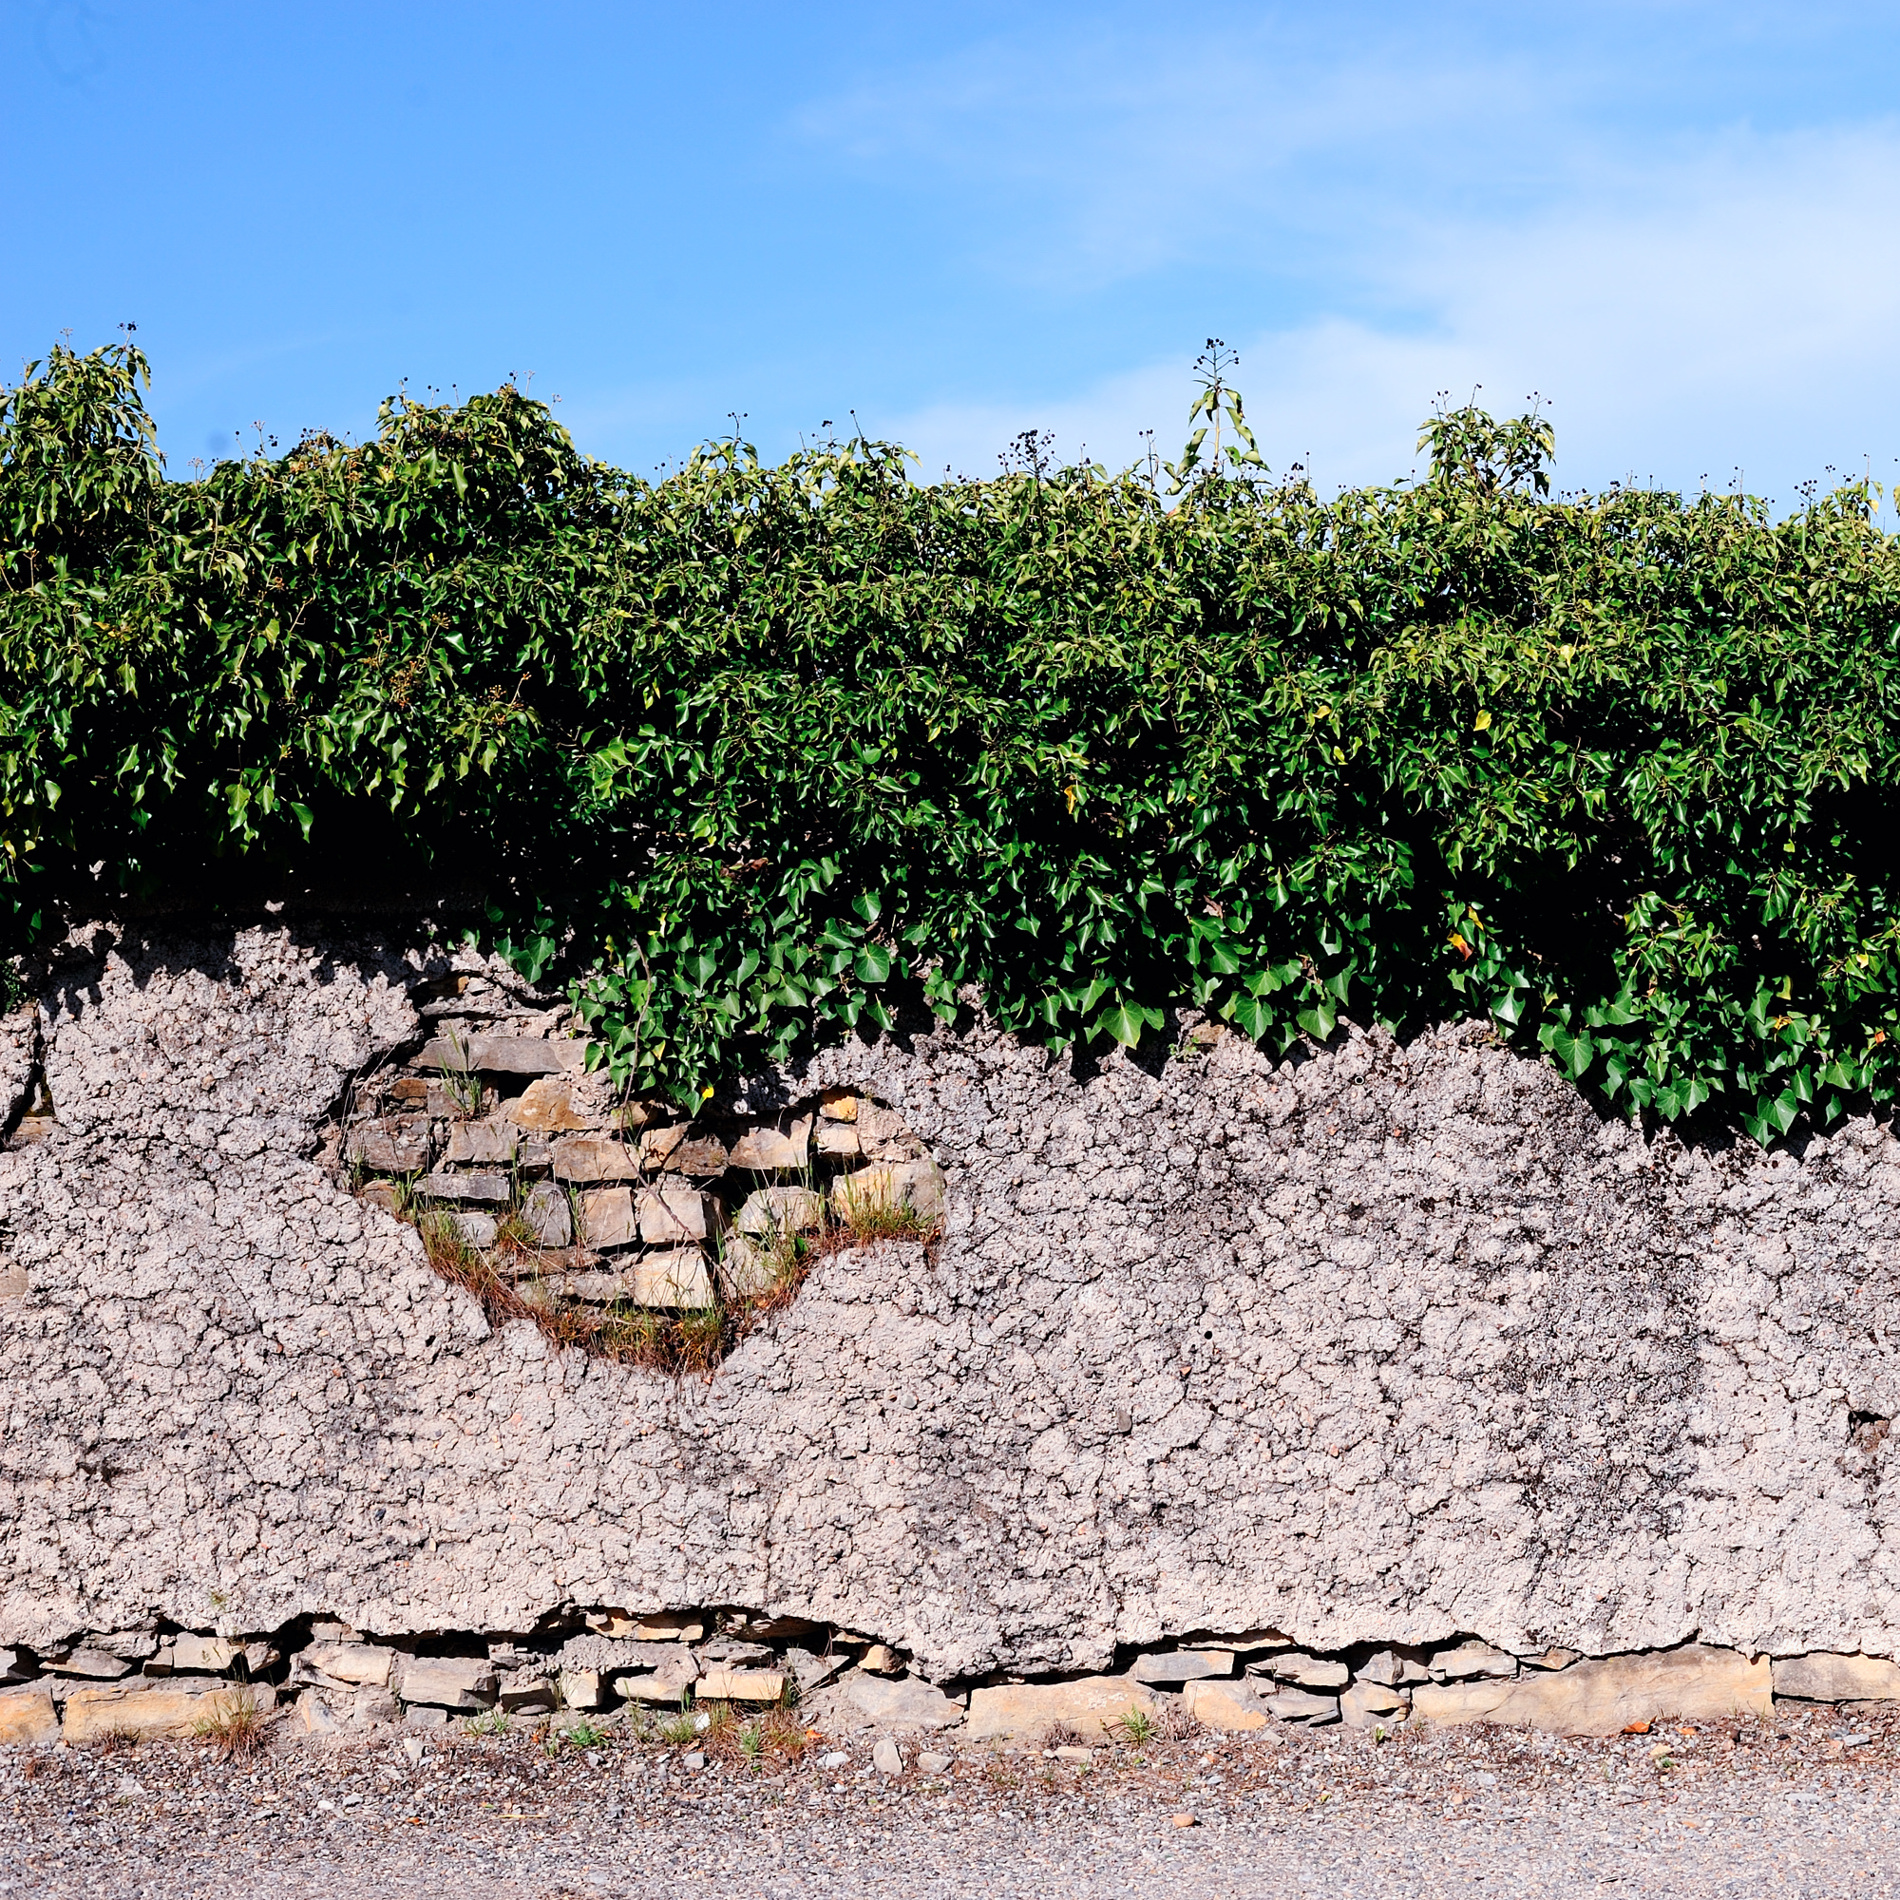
left=5, top=1699, right=1898, bottom=1898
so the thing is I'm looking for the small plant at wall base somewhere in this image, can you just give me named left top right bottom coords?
left=3, top=340, right=1899, bottom=1147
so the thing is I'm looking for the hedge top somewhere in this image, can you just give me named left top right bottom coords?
left=2, top=340, right=1895, bottom=1145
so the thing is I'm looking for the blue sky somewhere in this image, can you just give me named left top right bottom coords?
left=7, top=2, right=1900, bottom=504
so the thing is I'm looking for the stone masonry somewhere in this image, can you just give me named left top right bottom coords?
left=3, top=918, right=1900, bottom=1744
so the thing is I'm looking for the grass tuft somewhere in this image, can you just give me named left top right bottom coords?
left=417, top=1210, right=737, bottom=1377
left=192, top=1691, right=273, bottom=1759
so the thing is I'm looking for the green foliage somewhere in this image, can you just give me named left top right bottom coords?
left=4, top=341, right=1899, bottom=1148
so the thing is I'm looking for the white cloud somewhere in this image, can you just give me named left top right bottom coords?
left=885, top=123, right=1900, bottom=507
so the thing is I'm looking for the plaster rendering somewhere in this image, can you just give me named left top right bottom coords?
left=2, top=919, right=1897, bottom=1696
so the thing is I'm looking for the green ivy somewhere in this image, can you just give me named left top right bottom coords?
left=3, top=341, right=1898, bottom=1147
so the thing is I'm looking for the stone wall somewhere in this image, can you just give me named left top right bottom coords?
left=3, top=917, right=1900, bottom=1739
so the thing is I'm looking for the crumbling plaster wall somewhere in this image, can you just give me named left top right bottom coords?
left=1, top=920, right=1897, bottom=1683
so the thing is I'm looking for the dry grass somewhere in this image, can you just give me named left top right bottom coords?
left=406, top=1153, right=942, bottom=1376
left=192, top=1692, right=273, bottom=1759
left=704, top=1703, right=816, bottom=1768
left=419, top=1211, right=734, bottom=1376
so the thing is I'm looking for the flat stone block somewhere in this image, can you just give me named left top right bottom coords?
left=735, top=1186, right=824, bottom=1237
left=843, top=1671, right=965, bottom=1730
left=1411, top=1644, right=1769, bottom=1736
left=626, top=1248, right=715, bottom=1309
left=63, top=1682, right=267, bottom=1744
left=966, top=1676, right=1151, bottom=1741
left=1772, top=1652, right=1900, bottom=1702
left=418, top=1035, right=585, bottom=1076
left=1252, top=1651, right=1350, bottom=1690
left=640, top=1126, right=729, bottom=1175
left=0, top=1685, right=58, bottom=1745
left=445, top=1120, right=520, bottom=1166
left=420, top=1170, right=511, bottom=1204
left=504, top=1077, right=605, bottom=1133
left=637, top=1182, right=719, bottom=1245
left=550, top=1136, right=638, bottom=1183
left=1182, top=1679, right=1271, bottom=1731
left=523, top=1180, right=572, bottom=1246
left=1130, top=1650, right=1233, bottom=1685
left=304, top=1642, right=393, bottom=1688
left=396, top=1656, right=497, bottom=1711
left=580, top=1186, right=637, bottom=1248
left=729, top=1118, right=811, bottom=1171
left=697, top=1667, right=785, bottom=1702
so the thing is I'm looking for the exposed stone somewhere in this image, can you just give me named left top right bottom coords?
left=417, top=1035, right=583, bottom=1077
left=45, top=1646, right=131, bottom=1679
left=355, top=1686, right=400, bottom=1725
left=857, top=1102, right=925, bottom=1163
left=858, top=1644, right=900, bottom=1675
left=504, top=1077, right=606, bottom=1133
left=718, top=1235, right=781, bottom=1299
left=698, top=1667, right=785, bottom=1702
left=873, top=1736, right=903, bottom=1775
left=395, top=1656, right=498, bottom=1710
left=0, top=1646, right=34, bottom=1682
left=1181, top=1679, right=1271, bottom=1731
left=0, top=1685, right=58, bottom=1745
left=701, top=1638, right=776, bottom=1665
left=293, top=1688, right=345, bottom=1736
left=841, top=1671, right=966, bottom=1731
left=347, top=1118, right=433, bottom=1173
left=419, top=1169, right=510, bottom=1204
left=734, top=1186, right=825, bottom=1238
left=302, top=1642, right=393, bottom=1687
left=819, top=1090, right=860, bottom=1121
left=1522, top=1647, right=1582, bottom=1671
left=89, top=1629, right=158, bottom=1660
left=918, top=1750, right=953, bottom=1773
left=565, top=1271, right=632, bottom=1303
left=1251, top=1651, right=1350, bottom=1690
left=63, top=1680, right=262, bottom=1743
left=729, top=1118, right=812, bottom=1172
left=1429, top=1640, right=1519, bottom=1682
left=784, top=1647, right=849, bottom=1692
left=628, top=1616, right=706, bottom=1643
left=579, top=1186, right=637, bottom=1249
left=1357, top=1648, right=1432, bottom=1686
left=1410, top=1645, right=1770, bottom=1736
left=636, top=1182, right=721, bottom=1245
left=830, top=1158, right=945, bottom=1227
left=640, top=1125, right=730, bottom=1175
left=1260, top=1686, right=1340, bottom=1724
left=496, top=1668, right=557, bottom=1712
left=625, top=1249, right=715, bottom=1309
left=523, top=1180, right=572, bottom=1247
left=1340, top=1680, right=1411, bottom=1728
left=816, top=1121, right=861, bottom=1158
left=550, top=1136, right=639, bottom=1183
left=616, top=1648, right=700, bottom=1702
left=1130, top=1650, right=1233, bottom=1685
left=558, top=1669, right=606, bottom=1711
left=451, top=1212, right=498, bottom=1249
left=966, top=1676, right=1152, bottom=1742
left=445, top=1121, right=520, bottom=1166
left=1772, top=1652, right=1900, bottom=1702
